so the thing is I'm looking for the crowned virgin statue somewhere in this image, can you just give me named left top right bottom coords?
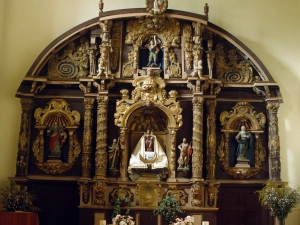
left=128, top=128, right=168, bottom=181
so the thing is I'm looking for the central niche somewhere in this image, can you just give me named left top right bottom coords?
left=128, top=108, right=168, bottom=155
left=127, top=108, right=170, bottom=181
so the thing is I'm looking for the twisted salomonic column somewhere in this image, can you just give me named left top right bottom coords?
left=95, top=95, right=108, bottom=179
left=16, top=98, right=33, bottom=177
left=205, top=100, right=216, bottom=180
left=266, top=102, right=281, bottom=181
left=192, top=96, right=204, bottom=180
left=82, top=98, right=95, bottom=177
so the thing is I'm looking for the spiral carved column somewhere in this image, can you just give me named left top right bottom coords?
left=16, top=98, right=33, bottom=177
left=82, top=98, right=95, bottom=177
left=205, top=100, right=216, bottom=180
left=192, top=96, right=204, bottom=180
left=267, top=102, right=281, bottom=181
left=95, top=95, right=108, bottom=179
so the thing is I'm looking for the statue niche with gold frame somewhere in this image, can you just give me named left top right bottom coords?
left=217, top=102, right=267, bottom=179
left=32, top=99, right=81, bottom=174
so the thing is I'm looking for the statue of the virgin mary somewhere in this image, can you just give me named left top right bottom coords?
left=128, top=129, right=168, bottom=181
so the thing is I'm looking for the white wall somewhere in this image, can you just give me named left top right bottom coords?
left=1, top=0, right=299, bottom=223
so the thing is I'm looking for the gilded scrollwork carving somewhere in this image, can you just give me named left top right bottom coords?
left=94, top=181, right=106, bottom=206
left=191, top=96, right=204, bottom=179
left=192, top=22, right=204, bottom=77
left=168, top=49, right=182, bottom=78
left=35, top=163, right=73, bottom=174
left=215, top=43, right=253, bottom=82
left=78, top=180, right=90, bottom=204
left=30, top=82, right=46, bottom=94
left=33, top=99, right=81, bottom=174
left=204, top=182, right=220, bottom=207
left=206, top=100, right=216, bottom=179
left=122, top=50, right=135, bottom=78
left=218, top=102, right=266, bottom=179
left=183, top=23, right=193, bottom=70
left=191, top=182, right=203, bottom=207
left=114, top=69, right=183, bottom=130
left=111, top=21, right=123, bottom=70
left=267, top=102, right=281, bottom=180
left=125, top=16, right=180, bottom=49
left=47, top=37, right=90, bottom=80
left=137, top=183, right=159, bottom=207
left=95, top=95, right=108, bottom=179
left=165, top=188, right=188, bottom=206
left=82, top=98, right=94, bottom=177
left=206, top=49, right=216, bottom=79
left=109, top=187, right=133, bottom=205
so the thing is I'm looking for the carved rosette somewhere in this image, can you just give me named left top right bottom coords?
left=192, top=96, right=204, bottom=179
left=205, top=100, right=216, bottom=180
left=47, top=37, right=89, bottom=80
left=16, top=99, right=34, bottom=176
left=218, top=102, right=266, bottom=179
left=33, top=99, right=81, bottom=174
left=267, top=102, right=281, bottom=181
left=215, top=43, right=253, bottom=82
left=95, top=96, right=108, bottom=179
left=82, top=98, right=94, bottom=177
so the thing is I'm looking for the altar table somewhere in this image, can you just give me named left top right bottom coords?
left=0, top=212, right=39, bottom=225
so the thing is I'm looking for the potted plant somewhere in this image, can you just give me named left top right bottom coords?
left=111, top=196, right=134, bottom=225
left=0, top=181, right=40, bottom=212
left=152, top=195, right=184, bottom=223
left=255, top=182, right=300, bottom=225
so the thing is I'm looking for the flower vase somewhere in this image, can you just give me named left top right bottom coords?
left=276, top=216, right=285, bottom=225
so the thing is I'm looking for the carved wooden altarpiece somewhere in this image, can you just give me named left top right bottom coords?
left=13, top=2, right=282, bottom=225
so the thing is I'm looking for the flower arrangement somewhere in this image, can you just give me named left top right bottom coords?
left=112, top=196, right=131, bottom=218
left=112, top=214, right=134, bottom=225
left=152, top=195, right=184, bottom=222
left=0, top=181, right=40, bottom=212
left=111, top=196, right=133, bottom=225
left=256, top=182, right=300, bottom=219
left=173, top=216, right=194, bottom=225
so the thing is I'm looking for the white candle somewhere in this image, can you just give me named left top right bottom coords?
left=100, top=220, right=106, bottom=225
left=202, top=222, right=209, bottom=225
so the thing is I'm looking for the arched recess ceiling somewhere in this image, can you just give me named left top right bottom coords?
left=15, top=8, right=282, bottom=103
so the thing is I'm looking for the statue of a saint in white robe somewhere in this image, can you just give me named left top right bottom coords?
left=128, top=129, right=168, bottom=181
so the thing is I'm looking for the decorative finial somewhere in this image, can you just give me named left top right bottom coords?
left=204, top=3, right=209, bottom=18
left=99, top=0, right=104, bottom=13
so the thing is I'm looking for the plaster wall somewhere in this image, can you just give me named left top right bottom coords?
left=0, top=0, right=299, bottom=223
